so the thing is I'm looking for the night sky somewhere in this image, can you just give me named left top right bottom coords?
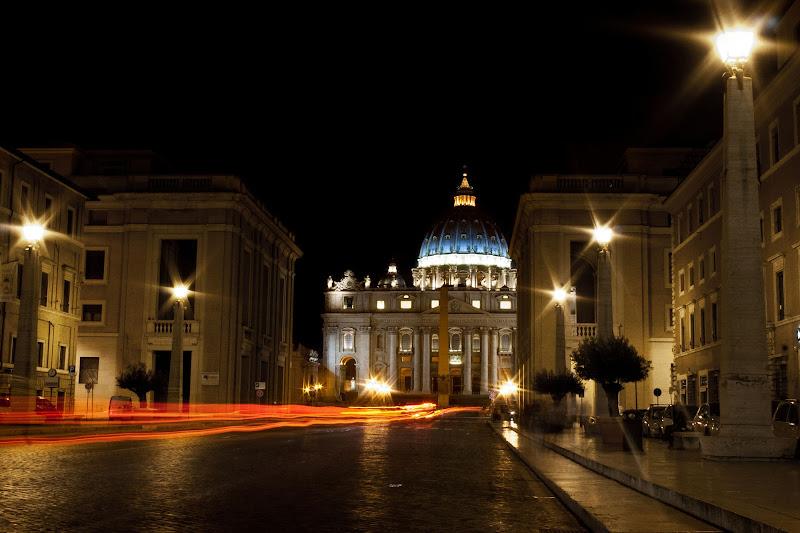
left=4, top=2, right=776, bottom=350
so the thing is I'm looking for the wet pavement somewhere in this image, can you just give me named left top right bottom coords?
left=491, top=419, right=800, bottom=533
left=0, top=410, right=587, bottom=532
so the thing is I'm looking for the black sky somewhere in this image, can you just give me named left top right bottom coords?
left=4, top=2, right=775, bottom=350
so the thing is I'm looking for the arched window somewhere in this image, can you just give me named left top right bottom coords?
left=432, top=334, right=439, bottom=352
left=500, top=333, right=511, bottom=353
left=451, top=332, right=461, bottom=352
left=473, top=335, right=481, bottom=352
left=376, top=332, right=384, bottom=350
left=400, top=332, right=412, bottom=352
left=342, top=329, right=354, bottom=351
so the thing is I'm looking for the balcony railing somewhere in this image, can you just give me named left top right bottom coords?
left=148, top=320, right=199, bottom=334
left=569, top=323, right=597, bottom=338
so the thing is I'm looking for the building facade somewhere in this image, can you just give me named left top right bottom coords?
left=665, top=0, right=800, bottom=407
left=510, top=153, right=693, bottom=418
left=21, top=148, right=301, bottom=414
left=321, top=174, right=517, bottom=403
left=0, top=146, right=88, bottom=412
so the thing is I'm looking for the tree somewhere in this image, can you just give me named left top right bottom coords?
left=533, top=370, right=584, bottom=408
left=115, top=362, right=157, bottom=407
left=571, top=335, right=651, bottom=417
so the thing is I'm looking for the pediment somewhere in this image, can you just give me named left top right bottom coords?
left=422, top=297, right=489, bottom=315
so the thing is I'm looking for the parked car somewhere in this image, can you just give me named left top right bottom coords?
left=0, top=394, right=62, bottom=420
left=622, top=409, right=646, bottom=421
left=659, top=403, right=698, bottom=441
left=108, top=395, right=134, bottom=421
left=772, top=399, right=799, bottom=439
left=692, top=402, right=721, bottom=435
left=642, top=404, right=667, bottom=438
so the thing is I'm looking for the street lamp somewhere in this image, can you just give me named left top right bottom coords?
left=168, top=283, right=188, bottom=412
left=704, top=27, right=786, bottom=458
left=593, top=226, right=613, bottom=339
left=12, top=222, right=45, bottom=415
left=553, top=288, right=567, bottom=374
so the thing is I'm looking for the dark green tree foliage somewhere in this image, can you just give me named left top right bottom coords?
left=571, top=335, right=651, bottom=416
left=115, top=362, right=157, bottom=407
left=533, top=370, right=584, bottom=407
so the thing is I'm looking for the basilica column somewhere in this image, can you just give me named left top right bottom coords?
left=490, top=328, right=499, bottom=390
left=325, top=326, right=339, bottom=401
left=480, top=327, right=489, bottom=394
left=413, top=329, right=422, bottom=391
left=422, top=327, right=431, bottom=392
left=463, top=327, right=472, bottom=394
left=469, top=266, right=477, bottom=288
left=387, top=327, right=397, bottom=388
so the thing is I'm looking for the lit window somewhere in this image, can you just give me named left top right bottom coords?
left=376, top=300, right=385, bottom=310
left=431, top=300, right=439, bottom=308
left=500, top=301, right=511, bottom=310
left=400, top=301, right=412, bottom=309
left=343, top=297, right=354, bottom=310
left=472, top=300, right=481, bottom=309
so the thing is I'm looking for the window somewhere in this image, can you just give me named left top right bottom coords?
left=471, top=300, right=481, bottom=309
left=500, top=333, right=511, bottom=353
left=40, top=272, right=48, bottom=307
left=697, top=195, right=704, bottom=225
left=343, top=297, right=354, bottom=310
left=59, top=345, right=67, bottom=370
left=376, top=300, right=385, bottom=310
left=66, top=207, right=75, bottom=237
left=431, top=299, right=439, bottom=308
left=10, top=336, right=16, bottom=364
left=472, top=335, right=480, bottom=352
left=710, top=248, right=717, bottom=274
left=342, top=330, right=354, bottom=351
left=451, top=333, right=461, bottom=352
left=79, top=356, right=99, bottom=384
left=689, top=265, right=695, bottom=288
left=432, top=334, right=439, bottom=352
left=772, top=200, right=783, bottom=238
left=20, top=183, right=30, bottom=211
left=676, top=216, right=683, bottom=244
left=85, top=250, right=106, bottom=281
left=400, top=300, right=412, bottom=309
left=777, top=270, right=785, bottom=321
left=82, top=303, right=103, bottom=322
left=37, top=341, right=44, bottom=367
left=44, top=196, right=53, bottom=220
left=680, top=317, right=686, bottom=351
left=679, top=271, right=685, bottom=294
left=690, top=312, right=695, bottom=348
left=62, top=279, right=71, bottom=313
left=770, top=120, right=780, bottom=166
left=699, top=258, right=705, bottom=281
left=700, top=308, right=706, bottom=345
left=711, top=303, right=718, bottom=341
left=500, top=300, right=511, bottom=310
left=400, top=333, right=412, bottom=352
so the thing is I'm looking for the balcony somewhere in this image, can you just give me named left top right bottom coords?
left=145, top=319, right=200, bottom=348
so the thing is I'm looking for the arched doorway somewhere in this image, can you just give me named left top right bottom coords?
left=341, top=357, right=357, bottom=402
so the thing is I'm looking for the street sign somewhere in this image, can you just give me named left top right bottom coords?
left=489, top=390, right=497, bottom=400
left=254, top=381, right=266, bottom=390
left=68, top=365, right=76, bottom=376
left=256, top=390, right=264, bottom=398
left=654, top=388, right=662, bottom=397
left=85, top=383, right=93, bottom=390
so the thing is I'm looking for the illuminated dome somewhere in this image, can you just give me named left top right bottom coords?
left=377, top=262, right=407, bottom=289
left=418, top=171, right=511, bottom=270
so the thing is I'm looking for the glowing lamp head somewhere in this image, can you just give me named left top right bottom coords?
left=499, top=381, right=518, bottom=396
left=716, top=30, right=754, bottom=67
left=22, top=223, right=45, bottom=245
left=173, top=284, right=189, bottom=300
left=553, top=288, right=567, bottom=304
left=594, top=226, right=612, bottom=247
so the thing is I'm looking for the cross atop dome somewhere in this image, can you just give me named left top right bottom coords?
left=454, top=166, right=476, bottom=207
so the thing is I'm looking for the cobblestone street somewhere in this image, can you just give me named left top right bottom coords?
left=0, top=410, right=586, bottom=532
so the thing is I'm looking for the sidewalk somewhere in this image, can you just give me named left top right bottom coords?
left=490, top=420, right=800, bottom=533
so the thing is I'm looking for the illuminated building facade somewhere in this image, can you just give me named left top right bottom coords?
left=321, top=173, right=517, bottom=402
left=21, top=148, right=301, bottom=414
left=510, top=151, right=693, bottom=418
left=0, top=146, right=88, bottom=412
left=665, top=0, right=800, bottom=406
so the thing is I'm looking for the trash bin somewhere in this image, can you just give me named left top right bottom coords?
left=622, top=415, right=643, bottom=451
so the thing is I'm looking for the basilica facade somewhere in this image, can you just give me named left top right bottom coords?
left=321, top=173, right=517, bottom=403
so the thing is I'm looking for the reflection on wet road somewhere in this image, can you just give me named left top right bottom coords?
left=0, top=410, right=586, bottom=532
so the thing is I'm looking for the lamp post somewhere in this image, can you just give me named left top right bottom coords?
left=553, top=288, right=567, bottom=374
left=593, top=226, right=613, bottom=417
left=11, top=223, right=45, bottom=415
left=168, top=284, right=188, bottom=412
left=705, top=29, right=792, bottom=458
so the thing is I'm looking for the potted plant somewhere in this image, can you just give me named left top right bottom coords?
left=571, top=335, right=651, bottom=444
left=533, top=369, right=584, bottom=431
